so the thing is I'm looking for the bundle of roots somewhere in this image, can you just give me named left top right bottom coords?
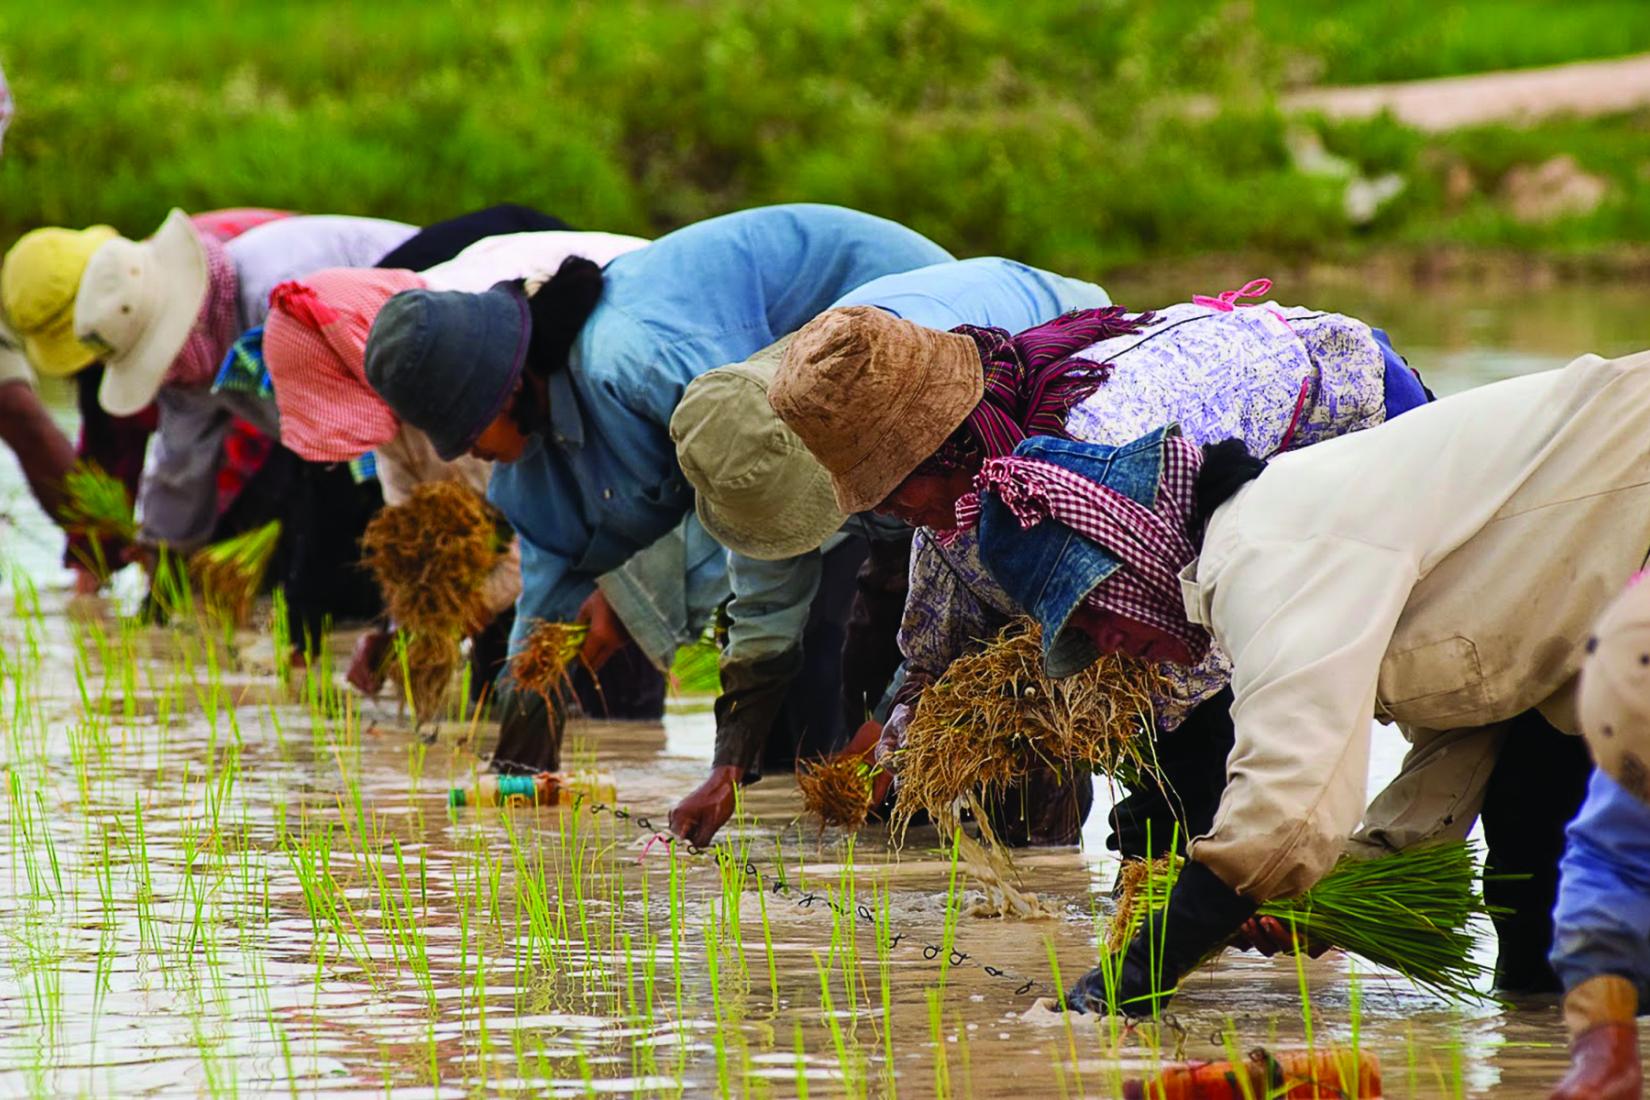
left=360, top=482, right=507, bottom=726
left=360, top=481, right=504, bottom=631
left=510, top=620, right=589, bottom=703
left=890, top=618, right=1164, bottom=837
left=797, top=755, right=877, bottom=831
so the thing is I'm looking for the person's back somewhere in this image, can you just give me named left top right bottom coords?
left=492, top=203, right=953, bottom=627
left=1201, top=349, right=1650, bottom=740
left=227, top=214, right=417, bottom=328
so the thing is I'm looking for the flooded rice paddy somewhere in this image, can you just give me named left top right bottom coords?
left=2, top=279, right=1646, bottom=1097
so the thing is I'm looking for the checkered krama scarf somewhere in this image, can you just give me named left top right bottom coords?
left=162, top=231, right=242, bottom=390
left=264, top=267, right=427, bottom=463
left=942, top=306, right=1155, bottom=463
left=955, top=433, right=1211, bottom=661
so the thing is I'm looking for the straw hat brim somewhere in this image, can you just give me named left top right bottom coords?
left=23, top=311, right=99, bottom=378
left=96, top=210, right=209, bottom=416
left=694, top=451, right=848, bottom=561
left=827, top=329, right=983, bottom=515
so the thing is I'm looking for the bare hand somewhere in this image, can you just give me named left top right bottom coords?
left=70, top=565, right=103, bottom=595
left=1232, top=915, right=1330, bottom=958
left=575, top=590, right=629, bottom=672
left=840, top=719, right=894, bottom=807
left=347, top=628, right=394, bottom=697
left=669, top=765, right=743, bottom=847
left=123, top=542, right=160, bottom=577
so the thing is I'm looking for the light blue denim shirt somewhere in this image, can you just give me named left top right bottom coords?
left=1551, top=771, right=1650, bottom=1002
left=723, top=257, right=1109, bottom=668
left=491, top=205, right=954, bottom=649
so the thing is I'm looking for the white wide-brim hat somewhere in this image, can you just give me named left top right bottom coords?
left=76, top=208, right=208, bottom=416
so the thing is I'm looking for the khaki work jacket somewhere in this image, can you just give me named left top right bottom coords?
left=1181, top=349, right=1650, bottom=900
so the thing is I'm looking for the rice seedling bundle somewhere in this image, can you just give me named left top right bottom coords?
left=360, top=481, right=508, bottom=725
left=1107, top=842, right=1496, bottom=1002
left=510, top=620, right=589, bottom=703
left=190, top=520, right=282, bottom=624
left=59, top=463, right=136, bottom=578
left=797, top=754, right=877, bottom=830
left=891, top=618, right=1164, bottom=835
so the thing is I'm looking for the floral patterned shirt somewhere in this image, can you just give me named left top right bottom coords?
left=898, top=301, right=1391, bottom=732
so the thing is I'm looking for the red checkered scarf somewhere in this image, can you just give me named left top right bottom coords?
left=948, top=306, right=1154, bottom=461
left=264, top=267, right=427, bottom=462
left=163, top=232, right=242, bottom=390
left=950, top=434, right=1211, bottom=661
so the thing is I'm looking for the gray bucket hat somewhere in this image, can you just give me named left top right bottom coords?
left=364, top=281, right=530, bottom=461
left=671, top=334, right=847, bottom=560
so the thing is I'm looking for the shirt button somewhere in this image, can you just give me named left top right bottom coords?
left=603, top=488, right=613, bottom=500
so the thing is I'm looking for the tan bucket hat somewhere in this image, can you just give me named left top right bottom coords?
left=1579, top=576, right=1650, bottom=804
left=74, top=208, right=209, bottom=416
left=767, top=306, right=982, bottom=514
left=671, top=334, right=847, bottom=561
left=0, top=224, right=120, bottom=377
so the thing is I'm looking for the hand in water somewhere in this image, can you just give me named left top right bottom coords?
left=346, top=628, right=394, bottom=697
left=669, top=765, right=743, bottom=847
left=575, top=590, right=629, bottom=672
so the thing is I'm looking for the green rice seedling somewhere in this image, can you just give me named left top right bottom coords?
left=926, top=985, right=950, bottom=1100
left=668, top=630, right=721, bottom=697
left=813, top=951, right=856, bottom=1094
left=792, top=1020, right=811, bottom=1100
left=704, top=921, right=731, bottom=1096
left=1042, top=934, right=1087, bottom=1100
left=59, top=462, right=136, bottom=581
left=191, top=520, right=282, bottom=626
left=756, top=867, right=780, bottom=1011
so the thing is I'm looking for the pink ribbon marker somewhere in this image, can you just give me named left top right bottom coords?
left=1192, top=277, right=1273, bottom=311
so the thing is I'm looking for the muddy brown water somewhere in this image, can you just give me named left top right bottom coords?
left=1, top=280, right=1645, bottom=1096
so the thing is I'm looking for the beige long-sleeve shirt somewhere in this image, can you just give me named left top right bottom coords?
left=1183, top=349, right=1650, bottom=900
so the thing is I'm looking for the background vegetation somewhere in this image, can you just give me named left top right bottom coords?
left=3, top=0, right=1650, bottom=276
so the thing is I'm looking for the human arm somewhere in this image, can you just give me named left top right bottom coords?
left=508, top=532, right=599, bottom=654
left=135, top=387, right=236, bottom=552
left=887, top=529, right=1010, bottom=751
left=1069, top=534, right=1415, bottom=1013
left=0, top=379, right=75, bottom=526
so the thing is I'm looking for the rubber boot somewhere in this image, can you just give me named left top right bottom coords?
left=1551, top=975, right=1642, bottom=1100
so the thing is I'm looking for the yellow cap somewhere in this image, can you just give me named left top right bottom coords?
left=0, top=224, right=120, bottom=377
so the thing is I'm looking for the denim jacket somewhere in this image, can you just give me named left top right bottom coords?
left=491, top=204, right=953, bottom=651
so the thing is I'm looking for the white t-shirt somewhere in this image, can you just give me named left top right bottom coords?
left=420, top=231, right=650, bottom=292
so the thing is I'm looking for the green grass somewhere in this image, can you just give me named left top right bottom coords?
left=2, top=1, right=1648, bottom=277
left=1255, top=0, right=1650, bottom=85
